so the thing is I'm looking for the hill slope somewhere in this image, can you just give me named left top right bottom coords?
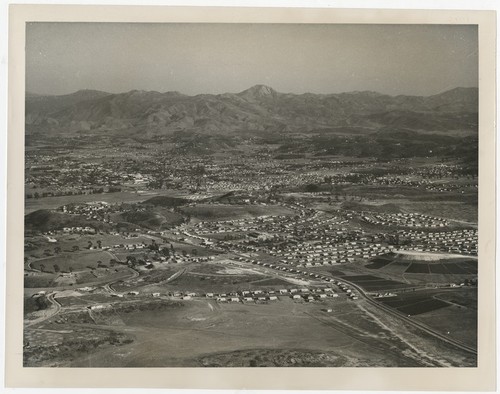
left=26, top=86, right=478, bottom=136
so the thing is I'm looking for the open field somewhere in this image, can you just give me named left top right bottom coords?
left=49, top=297, right=475, bottom=368
left=30, top=250, right=113, bottom=272
left=25, top=189, right=191, bottom=214
left=181, top=204, right=295, bottom=221
left=341, top=275, right=412, bottom=292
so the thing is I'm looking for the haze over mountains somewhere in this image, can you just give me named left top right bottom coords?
left=26, top=85, right=478, bottom=136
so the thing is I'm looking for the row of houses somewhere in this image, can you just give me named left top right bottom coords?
left=270, top=240, right=393, bottom=266
left=396, top=229, right=478, bottom=255
left=361, top=212, right=449, bottom=229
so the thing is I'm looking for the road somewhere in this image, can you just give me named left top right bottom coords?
left=322, top=274, right=477, bottom=355
left=239, top=257, right=477, bottom=356
left=25, top=292, right=62, bottom=327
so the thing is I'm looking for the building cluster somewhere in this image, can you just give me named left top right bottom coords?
left=361, top=212, right=449, bottom=228
left=396, top=229, right=478, bottom=256
left=26, top=153, right=127, bottom=196
left=270, top=241, right=393, bottom=267
left=59, top=202, right=115, bottom=223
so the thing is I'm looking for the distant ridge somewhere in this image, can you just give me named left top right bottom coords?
left=25, top=85, right=478, bottom=136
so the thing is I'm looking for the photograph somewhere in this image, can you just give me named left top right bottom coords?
left=21, top=21, right=481, bottom=368
left=4, top=4, right=496, bottom=391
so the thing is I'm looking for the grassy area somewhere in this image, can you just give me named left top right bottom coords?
left=181, top=204, right=295, bottom=221
left=24, top=190, right=184, bottom=214
left=31, top=250, right=113, bottom=272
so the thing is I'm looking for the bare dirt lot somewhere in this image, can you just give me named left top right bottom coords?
left=42, top=296, right=477, bottom=368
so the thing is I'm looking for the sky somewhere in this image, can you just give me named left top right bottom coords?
left=26, top=23, right=478, bottom=96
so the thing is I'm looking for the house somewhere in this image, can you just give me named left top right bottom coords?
left=269, top=296, right=278, bottom=301
left=292, top=294, right=302, bottom=300
left=152, top=292, right=161, bottom=297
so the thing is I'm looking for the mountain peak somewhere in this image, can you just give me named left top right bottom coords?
left=238, top=84, right=278, bottom=100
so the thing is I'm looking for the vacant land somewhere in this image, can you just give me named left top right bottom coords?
left=181, top=204, right=294, bottom=221
left=58, top=297, right=474, bottom=368
left=30, top=250, right=113, bottom=272
left=341, top=275, right=412, bottom=291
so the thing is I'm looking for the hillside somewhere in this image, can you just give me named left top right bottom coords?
left=141, top=196, right=190, bottom=207
left=119, top=209, right=184, bottom=230
left=25, top=209, right=110, bottom=232
left=26, top=85, right=478, bottom=136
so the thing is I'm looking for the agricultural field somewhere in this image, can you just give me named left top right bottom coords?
left=378, top=293, right=450, bottom=316
left=362, top=253, right=478, bottom=284
left=377, top=288, right=477, bottom=349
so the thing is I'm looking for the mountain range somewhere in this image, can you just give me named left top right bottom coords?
left=25, top=85, right=478, bottom=136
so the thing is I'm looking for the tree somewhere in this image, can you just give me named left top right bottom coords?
left=127, top=256, right=137, bottom=268
left=87, top=241, right=93, bottom=249
left=54, top=246, right=61, bottom=254
left=53, top=264, right=60, bottom=273
left=161, top=248, right=170, bottom=257
left=39, top=264, right=45, bottom=272
left=72, top=245, right=80, bottom=252
left=97, top=240, right=102, bottom=249
left=305, top=183, right=320, bottom=193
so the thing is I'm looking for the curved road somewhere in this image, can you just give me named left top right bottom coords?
left=25, top=292, right=62, bottom=327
